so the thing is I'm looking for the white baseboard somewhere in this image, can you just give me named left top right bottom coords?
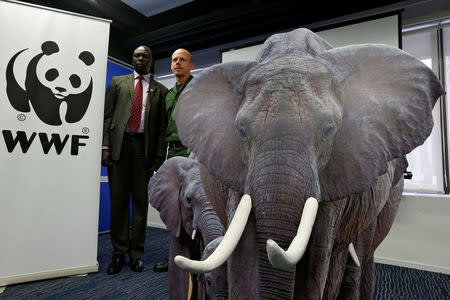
left=374, top=256, right=450, bottom=275
left=147, top=222, right=167, bottom=230
left=0, top=264, right=98, bottom=287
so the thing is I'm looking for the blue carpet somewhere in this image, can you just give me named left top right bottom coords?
left=0, top=227, right=171, bottom=300
left=374, top=263, right=450, bottom=299
left=0, top=227, right=449, bottom=299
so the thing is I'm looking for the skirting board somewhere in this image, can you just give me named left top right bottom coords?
left=0, top=264, right=98, bottom=287
left=147, top=222, right=167, bottom=230
left=145, top=224, right=450, bottom=275
left=374, top=256, right=450, bottom=275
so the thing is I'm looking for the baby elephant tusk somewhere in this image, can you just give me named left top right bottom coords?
left=348, top=243, right=360, bottom=267
left=191, top=228, right=197, bottom=240
left=267, top=197, right=319, bottom=270
left=175, top=194, right=252, bottom=274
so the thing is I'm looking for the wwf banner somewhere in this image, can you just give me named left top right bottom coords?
left=0, top=1, right=109, bottom=285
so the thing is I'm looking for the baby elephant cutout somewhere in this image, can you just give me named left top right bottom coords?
left=198, top=237, right=228, bottom=300
left=6, top=41, right=95, bottom=126
left=148, top=156, right=225, bottom=300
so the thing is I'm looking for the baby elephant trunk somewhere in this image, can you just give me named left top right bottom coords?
left=196, top=195, right=224, bottom=246
left=175, top=195, right=252, bottom=273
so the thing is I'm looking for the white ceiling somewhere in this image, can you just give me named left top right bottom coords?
left=121, top=0, right=194, bottom=17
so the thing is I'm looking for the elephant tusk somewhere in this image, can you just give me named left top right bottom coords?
left=348, top=243, right=360, bottom=267
left=191, top=228, right=197, bottom=240
left=174, top=194, right=252, bottom=274
left=266, top=197, right=318, bottom=270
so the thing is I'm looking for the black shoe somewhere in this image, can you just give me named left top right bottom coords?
left=107, top=254, right=126, bottom=275
left=153, top=260, right=168, bottom=272
left=129, top=258, right=144, bottom=272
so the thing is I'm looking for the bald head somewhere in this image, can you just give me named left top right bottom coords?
left=174, top=48, right=192, bottom=62
left=171, top=48, right=194, bottom=84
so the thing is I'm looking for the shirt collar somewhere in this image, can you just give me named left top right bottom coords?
left=174, top=75, right=193, bottom=91
left=133, top=71, right=151, bottom=83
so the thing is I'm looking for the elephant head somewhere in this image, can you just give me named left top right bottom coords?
left=172, top=28, right=444, bottom=298
left=198, top=237, right=228, bottom=300
left=148, top=156, right=224, bottom=299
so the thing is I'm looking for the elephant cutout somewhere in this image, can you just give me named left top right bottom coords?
left=198, top=237, right=228, bottom=300
left=148, top=156, right=225, bottom=300
left=172, top=28, right=444, bottom=299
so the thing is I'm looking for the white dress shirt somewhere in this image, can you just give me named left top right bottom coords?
left=126, top=71, right=151, bottom=133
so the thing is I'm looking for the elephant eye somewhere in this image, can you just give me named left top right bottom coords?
left=238, top=126, right=248, bottom=142
left=186, top=196, right=192, bottom=204
left=206, top=277, right=212, bottom=286
left=322, top=124, right=335, bottom=141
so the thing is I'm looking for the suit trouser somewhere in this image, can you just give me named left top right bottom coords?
left=108, top=135, right=151, bottom=259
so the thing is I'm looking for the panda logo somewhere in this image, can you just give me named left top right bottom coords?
left=6, top=41, right=95, bottom=126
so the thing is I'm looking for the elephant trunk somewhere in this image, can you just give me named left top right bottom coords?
left=248, top=143, right=320, bottom=298
left=266, top=197, right=318, bottom=269
left=175, top=195, right=251, bottom=273
left=197, top=195, right=225, bottom=246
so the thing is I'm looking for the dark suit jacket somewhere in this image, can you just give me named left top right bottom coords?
left=103, top=74, right=169, bottom=167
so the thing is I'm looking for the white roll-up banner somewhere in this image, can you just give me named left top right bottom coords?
left=0, top=0, right=110, bottom=286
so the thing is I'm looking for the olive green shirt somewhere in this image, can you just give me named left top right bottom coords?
left=165, top=75, right=193, bottom=159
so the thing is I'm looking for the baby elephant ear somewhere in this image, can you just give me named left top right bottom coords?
left=173, top=61, right=256, bottom=192
left=148, top=157, right=196, bottom=237
left=319, top=45, right=445, bottom=200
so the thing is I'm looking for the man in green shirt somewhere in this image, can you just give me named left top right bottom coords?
left=165, top=48, right=194, bottom=159
left=153, top=48, right=194, bottom=273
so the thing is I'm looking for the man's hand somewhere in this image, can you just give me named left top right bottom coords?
left=101, top=149, right=113, bottom=167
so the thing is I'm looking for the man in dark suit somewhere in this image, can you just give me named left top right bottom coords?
left=102, top=45, right=168, bottom=275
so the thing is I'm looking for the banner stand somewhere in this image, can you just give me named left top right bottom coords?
left=0, top=0, right=110, bottom=286
left=0, top=265, right=98, bottom=287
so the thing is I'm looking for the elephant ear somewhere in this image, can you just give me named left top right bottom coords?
left=318, top=44, right=444, bottom=200
left=148, top=156, right=196, bottom=237
left=173, top=62, right=256, bottom=192
left=255, top=28, right=332, bottom=63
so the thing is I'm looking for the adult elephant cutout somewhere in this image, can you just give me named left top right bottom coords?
left=172, top=28, right=444, bottom=299
left=148, top=156, right=225, bottom=300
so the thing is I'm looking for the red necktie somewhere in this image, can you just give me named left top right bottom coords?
left=129, top=75, right=143, bottom=131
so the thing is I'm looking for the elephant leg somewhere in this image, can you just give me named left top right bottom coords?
left=338, top=176, right=403, bottom=300
left=227, top=191, right=258, bottom=299
left=169, top=236, right=191, bottom=300
left=337, top=221, right=376, bottom=300
left=372, top=177, right=403, bottom=249
left=359, top=255, right=375, bottom=300
left=295, top=200, right=345, bottom=299
left=322, top=247, right=349, bottom=300
left=359, top=176, right=403, bottom=299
